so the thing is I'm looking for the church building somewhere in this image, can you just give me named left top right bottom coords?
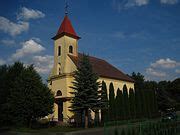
left=48, top=14, right=134, bottom=122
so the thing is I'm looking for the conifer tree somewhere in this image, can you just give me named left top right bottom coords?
left=116, top=88, right=124, bottom=120
left=153, top=89, right=158, bottom=114
left=139, top=89, right=147, bottom=118
left=109, top=82, right=115, bottom=120
left=123, top=84, right=130, bottom=119
left=100, top=81, right=108, bottom=123
left=0, top=62, right=54, bottom=127
left=135, top=89, right=141, bottom=118
left=129, top=88, right=136, bottom=119
left=145, top=90, right=151, bottom=118
left=70, top=54, right=100, bottom=128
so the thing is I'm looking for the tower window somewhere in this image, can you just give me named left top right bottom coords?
left=56, top=90, right=62, bottom=96
left=69, top=45, right=73, bottom=53
left=58, top=46, right=61, bottom=56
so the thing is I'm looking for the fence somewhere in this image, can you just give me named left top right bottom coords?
left=104, top=118, right=180, bottom=135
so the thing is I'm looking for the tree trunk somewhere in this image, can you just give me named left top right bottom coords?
left=85, top=109, right=88, bottom=128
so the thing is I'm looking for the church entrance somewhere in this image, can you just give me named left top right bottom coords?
left=55, top=97, right=71, bottom=122
left=57, top=99, right=63, bottom=121
left=55, top=98, right=64, bottom=122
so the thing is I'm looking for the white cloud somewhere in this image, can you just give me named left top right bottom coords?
left=160, top=0, right=178, bottom=4
left=125, top=0, right=149, bottom=8
left=1, top=39, right=15, bottom=45
left=0, top=16, right=29, bottom=36
left=33, top=55, right=53, bottom=74
left=175, top=69, right=180, bottom=74
left=151, top=58, right=180, bottom=69
left=112, top=0, right=149, bottom=11
left=146, top=58, right=180, bottom=81
left=17, top=7, right=45, bottom=20
left=11, top=39, right=45, bottom=59
left=135, top=0, right=149, bottom=6
left=0, top=59, right=5, bottom=65
left=146, top=68, right=166, bottom=77
left=112, top=0, right=178, bottom=11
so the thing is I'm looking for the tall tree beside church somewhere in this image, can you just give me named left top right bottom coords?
left=129, top=88, right=136, bottom=119
left=0, top=65, right=10, bottom=126
left=131, top=72, right=145, bottom=90
left=100, top=81, right=108, bottom=124
left=135, top=89, right=142, bottom=118
left=70, top=54, right=100, bottom=128
left=123, top=85, right=130, bottom=119
left=109, top=82, right=115, bottom=120
left=115, top=88, right=124, bottom=120
left=0, top=62, right=54, bottom=127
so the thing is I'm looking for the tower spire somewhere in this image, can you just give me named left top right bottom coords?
left=65, top=0, right=68, bottom=15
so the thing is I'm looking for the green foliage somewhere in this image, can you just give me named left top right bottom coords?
left=134, top=89, right=142, bottom=118
left=116, top=88, right=124, bottom=120
left=109, top=120, right=179, bottom=135
left=121, top=129, right=125, bottom=135
left=123, top=85, right=130, bottom=119
left=109, top=82, right=115, bottom=120
left=0, top=62, right=54, bottom=127
left=70, top=54, right=100, bottom=128
left=131, top=72, right=145, bottom=90
left=114, top=128, right=119, bottom=135
left=129, top=88, right=136, bottom=119
left=101, top=81, right=108, bottom=123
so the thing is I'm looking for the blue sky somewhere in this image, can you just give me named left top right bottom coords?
left=0, top=0, right=180, bottom=81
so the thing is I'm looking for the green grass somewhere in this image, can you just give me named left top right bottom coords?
left=7, top=126, right=83, bottom=133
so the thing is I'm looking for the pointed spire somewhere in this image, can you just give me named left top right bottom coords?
left=65, top=0, right=68, bottom=15
left=52, top=15, right=80, bottom=40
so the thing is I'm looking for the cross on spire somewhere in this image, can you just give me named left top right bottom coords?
left=65, top=0, right=69, bottom=15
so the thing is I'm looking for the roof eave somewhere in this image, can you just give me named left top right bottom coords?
left=52, top=32, right=81, bottom=40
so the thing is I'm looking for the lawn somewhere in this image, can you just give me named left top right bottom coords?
left=1, top=126, right=83, bottom=133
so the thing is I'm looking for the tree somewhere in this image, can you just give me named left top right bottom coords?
left=123, top=84, right=130, bottom=119
left=0, top=65, right=11, bottom=126
left=157, top=88, right=176, bottom=111
left=70, top=54, right=100, bottom=128
left=0, top=62, right=54, bottom=127
left=158, top=81, right=171, bottom=91
left=109, top=82, right=116, bottom=120
left=135, top=89, right=142, bottom=118
left=129, top=88, right=136, bottom=119
left=100, top=81, right=108, bottom=124
left=115, top=88, right=124, bottom=120
left=131, top=72, right=145, bottom=90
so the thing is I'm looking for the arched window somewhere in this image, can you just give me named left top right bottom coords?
left=56, top=90, right=62, bottom=96
left=69, top=45, right=73, bottom=53
left=58, top=46, right=61, bottom=56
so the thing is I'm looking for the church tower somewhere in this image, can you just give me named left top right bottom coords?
left=51, top=15, right=80, bottom=76
left=48, top=15, right=80, bottom=121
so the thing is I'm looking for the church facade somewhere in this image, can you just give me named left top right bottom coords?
left=48, top=15, right=134, bottom=122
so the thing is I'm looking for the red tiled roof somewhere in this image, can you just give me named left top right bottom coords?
left=68, top=53, right=134, bottom=83
left=52, top=15, right=80, bottom=40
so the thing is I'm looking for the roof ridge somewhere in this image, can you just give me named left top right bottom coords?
left=68, top=53, right=134, bottom=83
left=78, top=53, right=107, bottom=62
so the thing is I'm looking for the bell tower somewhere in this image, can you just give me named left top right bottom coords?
left=52, top=15, right=80, bottom=76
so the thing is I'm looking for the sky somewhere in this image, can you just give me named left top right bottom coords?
left=0, top=0, right=180, bottom=82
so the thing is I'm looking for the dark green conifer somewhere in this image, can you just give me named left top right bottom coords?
left=129, top=88, right=136, bottom=119
left=109, top=82, right=115, bottom=120
left=116, top=88, right=124, bottom=120
left=100, top=81, right=108, bottom=123
left=70, top=54, right=100, bottom=128
left=123, top=84, right=130, bottom=119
